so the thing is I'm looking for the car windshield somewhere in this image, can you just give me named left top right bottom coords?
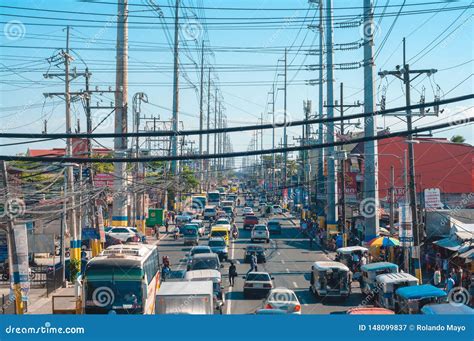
left=247, top=247, right=263, bottom=253
left=268, top=291, right=297, bottom=302
left=211, top=230, right=227, bottom=238
left=246, top=273, right=270, bottom=281
left=209, top=240, right=226, bottom=247
left=84, top=280, right=142, bottom=313
left=182, top=228, right=197, bottom=236
left=191, top=258, right=219, bottom=270
left=191, top=248, right=210, bottom=255
left=246, top=217, right=258, bottom=222
left=268, top=221, right=279, bottom=226
left=204, top=209, right=216, bottom=213
left=255, top=226, right=266, bottom=231
left=111, top=228, right=129, bottom=233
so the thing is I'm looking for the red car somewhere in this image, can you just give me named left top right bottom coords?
left=243, top=215, right=259, bottom=230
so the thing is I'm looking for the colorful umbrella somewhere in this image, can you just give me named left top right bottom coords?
left=367, top=236, right=400, bottom=247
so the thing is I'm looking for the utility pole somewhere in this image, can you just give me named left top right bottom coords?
left=1, top=161, right=23, bottom=314
left=206, top=68, right=211, bottom=190
left=389, top=165, right=395, bottom=234
left=171, top=0, right=180, bottom=175
left=325, top=0, right=337, bottom=234
left=362, top=0, right=379, bottom=241
left=283, top=48, right=288, bottom=198
left=270, top=84, right=276, bottom=191
left=199, top=40, right=205, bottom=190
left=317, top=0, right=325, bottom=216
left=214, top=88, right=218, bottom=182
left=260, top=112, right=264, bottom=183
left=378, top=38, right=437, bottom=282
left=112, top=0, right=129, bottom=226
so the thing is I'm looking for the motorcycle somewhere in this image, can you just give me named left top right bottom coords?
left=173, top=227, right=180, bottom=240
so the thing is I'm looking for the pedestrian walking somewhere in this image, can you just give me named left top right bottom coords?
left=228, top=261, right=237, bottom=287
left=442, top=258, right=449, bottom=277
left=445, top=274, right=455, bottom=294
left=247, top=252, right=258, bottom=275
left=456, top=267, right=463, bottom=287
left=165, top=217, right=170, bottom=233
left=433, top=266, right=442, bottom=287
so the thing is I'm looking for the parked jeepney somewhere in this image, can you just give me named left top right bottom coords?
left=395, top=284, right=447, bottom=314
left=310, top=261, right=351, bottom=298
left=184, top=269, right=225, bottom=314
left=335, top=246, right=368, bottom=270
left=421, top=303, right=474, bottom=315
left=375, top=272, right=419, bottom=310
left=360, top=262, right=399, bottom=295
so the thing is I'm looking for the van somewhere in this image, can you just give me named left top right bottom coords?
left=210, top=226, right=230, bottom=246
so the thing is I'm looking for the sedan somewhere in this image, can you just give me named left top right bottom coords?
left=106, top=227, right=136, bottom=242
left=244, top=245, right=266, bottom=263
left=242, top=207, right=254, bottom=216
left=272, top=205, right=283, bottom=214
left=263, top=288, right=301, bottom=314
left=267, top=220, right=282, bottom=235
left=243, top=272, right=274, bottom=298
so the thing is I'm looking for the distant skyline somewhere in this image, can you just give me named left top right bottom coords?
left=1, top=0, right=472, bottom=162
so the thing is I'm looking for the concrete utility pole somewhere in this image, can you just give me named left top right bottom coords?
left=362, top=0, right=379, bottom=240
left=378, top=38, right=437, bottom=282
left=112, top=0, right=129, bottom=227
left=389, top=165, right=395, bottom=234
left=317, top=0, right=325, bottom=216
left=171, top=0, right=180, bottom=175
left=1, top=161, right=23, bottom=314
left=214, top=88, right=218, bottom=180
left=283, top=48, right=288, bottom=193
left=325, top=0, right=338, bottom=233
left=199, top=40, right=205, bottom=190
left=206, top=67, right=211, bottom=189
left=270, top=84, right=276, bottom=190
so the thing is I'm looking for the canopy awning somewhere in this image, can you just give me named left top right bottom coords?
left=433, top=237, right=462, bottom=251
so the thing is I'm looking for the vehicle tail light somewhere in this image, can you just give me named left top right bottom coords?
left=263, top=284, right=272, bottom=288
left=244, top=283, right=253, bottom=288
left=294, top=305, right=301, bottom=312
left=265, top=304, right=273, bottom=309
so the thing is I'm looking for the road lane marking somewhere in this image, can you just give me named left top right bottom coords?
left=277, top=252, right=281, bottom=256
left=293, top=281, right=298, bottom=288
left=286, top=268, right=290, bottom=273
left=281, top=259, right=285, bottom=264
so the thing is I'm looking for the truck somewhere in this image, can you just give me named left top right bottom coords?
left=155, top=281, right=214, bottom=315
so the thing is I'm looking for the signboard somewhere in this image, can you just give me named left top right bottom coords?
left=94, top=173, right=114, bottom=188
left=97, top=206, right=106, bottom=243
left=424, top=188, right=443, bottom=210
left=399, top=204, right=413, bottom=247
left=12, top=224, right=30, bottom=301
left=344, top=172, right=358, bottom=203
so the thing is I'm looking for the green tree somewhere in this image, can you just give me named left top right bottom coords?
left=450, top=135, right=465, bottom=143
left=92, top=154, right=114, bottom=173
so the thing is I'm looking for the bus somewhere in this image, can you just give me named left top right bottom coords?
left=207, top=191, right=220, bottom=206
left=83, top=244, right=160, bottom=314
left=191, top=195, right=207, bottom=214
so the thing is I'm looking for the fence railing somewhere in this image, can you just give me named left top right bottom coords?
left=46, top=266, right=64, bottom=297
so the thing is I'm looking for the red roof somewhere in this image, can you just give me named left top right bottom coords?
left=27, top=147, right=112, bottom=157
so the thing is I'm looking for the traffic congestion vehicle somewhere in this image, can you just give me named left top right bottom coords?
left=155, top=281, right=214, bottom=314
left=207, top=191, right=221, bottom=206
left=375, top=272, right=419, bottom=310
left=190, top=219, right=205, bottom=236
left=209, top=226, right=230, bottom=246
left=243, top=215, right=259, bottom=230
left=203, top=206, right=217, bottom=221
left=271, top=205, right=283, bottom=214
left=181, top=224, right=199, bottom=246
left=263, top=288, right=301, bottom=314
left=251, top=224, right=270, bottom=243
left=175, top=215, right=192, bottom=228
left=267, top=219, right=282, bottom=234
left=185, top=269, right=225, bottom=313
left=244, top=244, right=266, bottom=263
left=335, top=246, right=368, bottom=269
left=395, top=284, right=447, bottom=314
left=310, top=261, right=351, bottom=298
left=188, top=253, right=222, bottom=271
left=360, top=262, right=399, bottom=295
left=420, top=303, right=474, bottom=315
left=242, top=207, right=254, bottom=216
left=243, top=272, right=274, bottom=298
left=83, top=244, right=160, bottom=314
left=106, top=227, right=136, bottom=242
left=208, top=237, right=228, bottom=261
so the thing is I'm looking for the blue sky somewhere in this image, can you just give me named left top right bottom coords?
left=0, top=0, right=472, bottom=161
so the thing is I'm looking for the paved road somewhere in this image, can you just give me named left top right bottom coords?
left=158, top=203, right=364, bottom=314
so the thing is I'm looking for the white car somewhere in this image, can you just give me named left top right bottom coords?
left=190, top=219, right=205, bottom=236
left=272, top=205, right=283, bottom=214
left=251, top=224, right=270, bottom=243
left=243, top=272, right=274, bottom=298
left=106, top=227, right=136, bottom=242
left=242, top=207, right=254, bottom=216
left=263, top=288, right=301, bottom=314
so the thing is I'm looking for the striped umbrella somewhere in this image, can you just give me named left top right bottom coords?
left=367, top=236, right=400, bottom=247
